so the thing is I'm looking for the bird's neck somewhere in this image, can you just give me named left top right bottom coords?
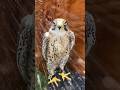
left=50, top=29, right=66, bottom=36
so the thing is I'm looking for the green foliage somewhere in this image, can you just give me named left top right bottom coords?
left=35, top=68, right=48, bottom=90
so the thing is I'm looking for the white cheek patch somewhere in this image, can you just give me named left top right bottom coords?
left=45, top=32, right=49, bottom=37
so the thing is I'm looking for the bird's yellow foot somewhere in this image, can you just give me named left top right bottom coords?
left=59, top=72, right=71, bottom=81
left=48, top=76, right=61, bottom=87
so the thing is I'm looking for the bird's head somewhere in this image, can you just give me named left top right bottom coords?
left=50, top=18, right=69, bottom=31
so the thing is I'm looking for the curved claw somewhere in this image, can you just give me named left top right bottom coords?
left=48, top=76, right=61, bottom=87
left=59, top=72, right=71, bottom=81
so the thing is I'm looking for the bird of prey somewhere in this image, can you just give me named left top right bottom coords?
left=17, top=14, right=35, bottom=89
left=42, top=18, right=75, bottom=86
left=86, top=12, right=96, bottom=56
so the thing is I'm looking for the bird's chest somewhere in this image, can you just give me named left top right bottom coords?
left=49, top=33, right=69, bottom=54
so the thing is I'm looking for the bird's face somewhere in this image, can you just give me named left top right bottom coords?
left=50, top=18, right=69, bottom=32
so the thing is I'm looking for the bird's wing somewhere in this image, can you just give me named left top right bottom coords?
left=17, top=14, right=35, bottom=87
left=86, top=12, right=96, bottom=55
left=42, top=32, right=49, bottom=61
left=68, top=31, right=75, bottom=50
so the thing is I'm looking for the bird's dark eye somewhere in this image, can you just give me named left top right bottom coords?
left=53, top=21, right=55, bottom=25
left=52, top=22, right=56, bottom=30
left=52, top=21, right=56, bottom=26
left=52, top=27, right=55, bottom=30
left=64, top=25, right=68, bottom=31
left=64, top=22, right=68, bottom=31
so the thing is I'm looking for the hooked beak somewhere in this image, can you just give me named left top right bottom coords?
left=58, top=26, right=61, bottom=30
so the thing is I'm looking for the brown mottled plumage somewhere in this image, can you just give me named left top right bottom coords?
left=42, top=18, right=75, bottom=86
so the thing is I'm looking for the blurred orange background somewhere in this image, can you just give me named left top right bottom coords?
left=35, top=0, right=85, bottom=75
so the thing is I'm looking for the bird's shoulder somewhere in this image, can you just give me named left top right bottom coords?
left=44, top=32, right=50, bottom=38
left=68, top=30, right=75, bottom=37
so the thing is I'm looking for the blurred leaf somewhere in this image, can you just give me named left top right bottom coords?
left=35, top=68, right=48, bottom=90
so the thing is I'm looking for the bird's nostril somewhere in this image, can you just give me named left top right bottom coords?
left=58, top=26, right=61, bottom=30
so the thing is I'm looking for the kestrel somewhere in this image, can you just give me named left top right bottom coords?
left=86, top=12, right=96, bottom=56
left=42, top=18, right=75, bottom=86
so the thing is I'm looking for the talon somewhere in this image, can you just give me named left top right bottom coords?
left=48, top=76, right=61, bottom=87
left=59, top=72, right=71, bottom=81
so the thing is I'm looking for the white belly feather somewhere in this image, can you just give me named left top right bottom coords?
left=49, top=31, right=69, bottom=60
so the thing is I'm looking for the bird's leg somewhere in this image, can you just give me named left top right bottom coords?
left=59, top=70, right=71, bottom=81
left=48, top=67, right=61, bottom=86
left=59, top=56, right=71, bottom=81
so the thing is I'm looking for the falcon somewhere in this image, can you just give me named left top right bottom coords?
left=42, top=18, right=75, bottom=86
